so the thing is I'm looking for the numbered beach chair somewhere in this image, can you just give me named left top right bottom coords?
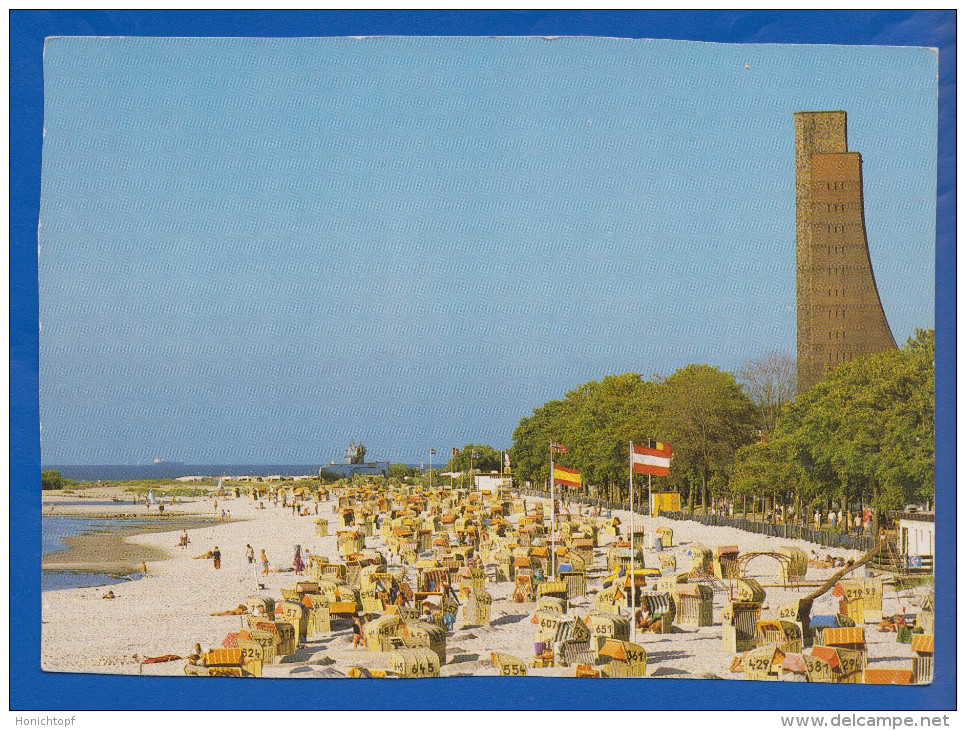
left=586, top=612, right=631, bottom=654
left=490, top=651, right=528, bottom=676
left=673, top=583, right=714, bottom=628
left=598, top=639, right=647, bottom=677
left=388, top=646, right=441, bottom=678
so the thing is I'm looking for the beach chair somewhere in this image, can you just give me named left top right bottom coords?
left=640, top=592, right=676, bottom=634
left=401, top=620, right=447, bottom=665
left=537, top=580, right=568, bottom=601
left=595, top=585, right=624, bottom=615
left=314, top=518, right=328, bottom=537
left=536, top=595, right=567, bottom=614
left=388, top=647, right=440, bottom=678
left=673, top=583, right=714, bottom=628
left=818, top=626, right=867, bottom=657
left=235, top=638, right=264, bottom=677
left=911, top=634, right=934, bottom=684
left=862, top=668, right=914, bottom=685
left=656, top=571, right=688, bottom=593
left=598, top=639, right=647, bottom=677
left=778, top=545, right=807, bottom=582
left=463, top=588, right=492, bottom=626
left=732, top=577, right=767, bottom=603
left=360, top=587, right=384, bottom=615
left=275, top=600, right=309, bottom=641
left=688, top=544, right=713, bottom=575
left=722, top=601, right=762, bottom=653
left=713, top=546, right=740, bottom=579
left=558, top=638, right=595, bottom=668
left=245, top=628, right=277, bottom=665
left=755, top=619, right=803, bottom=654
left=201, top=648, right=245, bottom=677
left=743, top=645, right=783, bottom=681
left=490, top=651, right=528, bottom=676
left=802, top=649, right=838, bottom=683
left=513, top=574, right=534, bottom=603
left=305, top=601, right=331, bottom=636
left=586, top=612, right=631, bottom=651
left=559, top=571, right=587, bottom=599
left=656, top=526, right=673, bottom=548
left=659, top=553, right=677, bottom=573
left=244, top=594, right=275, bottom=617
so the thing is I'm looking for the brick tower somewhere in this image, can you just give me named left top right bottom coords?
left=795, top=111, right=897, bottom=392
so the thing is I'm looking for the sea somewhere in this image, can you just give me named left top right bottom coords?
left=41, top=463, right=394, bottom=592
left=47, top=463, right=388, bottom=482
left=41, top=515, right=156, bottom=592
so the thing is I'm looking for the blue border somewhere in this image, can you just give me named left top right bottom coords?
left=10, top=10, right=955, bottom=711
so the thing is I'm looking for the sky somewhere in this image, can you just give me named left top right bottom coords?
left=38, top=36, right=937, bottom=465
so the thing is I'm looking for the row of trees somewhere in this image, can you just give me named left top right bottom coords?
left=510, top=365, right=758, bottom=511
left=507, top=329, right=934, bottom=527
left=731, top=329, right=934, bottom=530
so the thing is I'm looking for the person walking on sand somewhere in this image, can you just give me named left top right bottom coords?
left=246, top=544, right=255, bottom=564
left=260, top=549, right=270, bottom=575
left=352, top=614, right=366, bottom=648
left=212, top=546, right=222, bottom=570
left=293, top=546, right=305, bottom=576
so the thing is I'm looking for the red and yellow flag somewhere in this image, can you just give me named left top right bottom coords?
left=552, top=464, right=581, bottom=488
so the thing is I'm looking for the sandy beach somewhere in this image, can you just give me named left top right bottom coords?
left=40, top=487, right=929, bottom=679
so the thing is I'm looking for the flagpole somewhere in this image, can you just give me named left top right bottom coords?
left=550, top=440, right=556, bottom=577
left=429, top=449, right=433, bottom=491
left=629, top=440, right=636, bottom=643
left=647, top=438, right=652, bottom=519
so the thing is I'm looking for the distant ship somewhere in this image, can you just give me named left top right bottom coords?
left=153, top=458, right=185, bottom=465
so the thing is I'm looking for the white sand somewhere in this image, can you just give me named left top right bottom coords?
left=41, top=489, right=927, bottom=679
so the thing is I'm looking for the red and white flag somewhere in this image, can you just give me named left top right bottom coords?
left=632, top=442, right=672, bottom=476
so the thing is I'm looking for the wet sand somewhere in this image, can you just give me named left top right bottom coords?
left=43, top=515, right=222, bottom=574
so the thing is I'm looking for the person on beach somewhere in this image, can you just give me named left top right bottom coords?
left=260, top=549, right=270, bottom=575
left=352, top=614, right=366, bottom=648
left=246, top=544, right=255, bottom=564
left=212, top=546, right=222, bottom=570
left=293, top=547, right=305, bottom=575
left=226, top=510, right=231, bottom=523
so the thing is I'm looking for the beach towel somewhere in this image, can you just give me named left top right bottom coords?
left=140, top=654, right=182, bottom=665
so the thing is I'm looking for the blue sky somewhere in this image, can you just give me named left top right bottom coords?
left=38, top=36, right=937, bottom=464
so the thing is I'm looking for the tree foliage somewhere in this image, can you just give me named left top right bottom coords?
left=42, top=469, right=64, bottom=491
left=510, top=369, right=755, bottom=507
left=443, top=444, right=502, bottom=474
left=765, top=329, right=934, bottom=516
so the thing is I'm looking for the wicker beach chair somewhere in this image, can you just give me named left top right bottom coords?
left=586, top=612, right=631, bottom=653
left=388, top=647, right=440, bottom=678
left=673, top=583, right=714, bottom=628
left=490, top=651, right=528, bottom=676
left=722, top=601, right=762, bottom=653
left=911, top=634, right=934, bottom=684
left=598, top=639, right=647, bottom=677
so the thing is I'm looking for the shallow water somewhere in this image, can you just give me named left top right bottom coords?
left=42, top=516, right=169, bottom=592
left=42, top=570, right=143, bottom=592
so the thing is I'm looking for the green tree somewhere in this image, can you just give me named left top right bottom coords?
left=776, top=329, right=934, bottom=530
left=388, top=463, right=419, bottom=480
left=443, top=444, right=502, bottom=474
left=42, top=469, right=64, bottom=491
left=655, top=364, right=757, bottom=513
